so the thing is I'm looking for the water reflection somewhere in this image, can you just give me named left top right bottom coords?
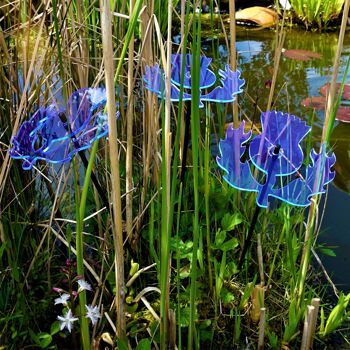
left=330, top=123, right=350, bottom=193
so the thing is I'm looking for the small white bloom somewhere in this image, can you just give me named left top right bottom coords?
left=57, top=309, right=78, bottom=333
left=85, top=304, right=101, bottom=325
left=77, top=279, right=92, bottom=292
left=54, top=293, right=70, bottom=306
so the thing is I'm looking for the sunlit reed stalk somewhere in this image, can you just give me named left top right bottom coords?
left=297, top=0, right=350, bottom=309
left=100, top=0, right=126, bottom=339
left=139, top=8, right=156, bottom=235
left=228, top=0, right=239, bottom=127
left=126, top=0, right=135, bottom=246
left=159, top=0, right=173, bottom=346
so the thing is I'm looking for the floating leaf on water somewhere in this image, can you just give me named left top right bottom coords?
left=319, top=82, right=350, bottom=100
left=235, top=7, right=279, bottom=28
left=301, top=96, right=326, bottom=110
left=336, top=106, right=350, bottom=123
left=282, top=49, right=322, bottom=61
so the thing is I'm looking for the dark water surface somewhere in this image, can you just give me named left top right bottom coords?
left=223, top=26, right=350, bottom=291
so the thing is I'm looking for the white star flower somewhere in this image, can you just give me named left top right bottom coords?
left=85, top=304, right=101, bottom=325
left=77, top=279, right=92, bottom=292
left=54, top=293, right=70, bottom=306
left=57, top=309, right=78, bottom=333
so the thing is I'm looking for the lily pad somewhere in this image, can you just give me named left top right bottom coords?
left=282, top=49, right=322, bottom=61
left=301, top=96, right=326, bottom=109
left=319, top=83, right=350, bottom=100
left=336, top=107, right=350, bottom=123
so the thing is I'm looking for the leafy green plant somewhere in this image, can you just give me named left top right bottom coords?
left=319, top=293, right=350, bottom=338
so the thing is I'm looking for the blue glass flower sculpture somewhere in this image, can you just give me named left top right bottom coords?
left=143, top=53, right=245, bottom=107
left=10, top=88, right=114, bottom=170
left=217, top=111, right=336, bottom=208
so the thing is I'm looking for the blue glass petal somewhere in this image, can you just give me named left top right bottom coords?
left=270, top=145, right=336, bottom=207
left=10, top=88, right=117, bottom=170
left=143, top=64, right=192, bottom=102
left=249, top=111, right=311, bottom=176
left=10, top=105, right=72, bottom=169
left=171, top=54, right=216, bottom=89
left=217, top=121, right=261, bottom=192
left=201, top=66, right=245, bottom=103
left=217, top=112, right=336, bottom=209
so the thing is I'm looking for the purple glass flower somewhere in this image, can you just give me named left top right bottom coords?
left=10, top=88, right=116, bottom=170
left=217, top=111, right=336, bottom=208
left=143, top=53, right=245, bottom=107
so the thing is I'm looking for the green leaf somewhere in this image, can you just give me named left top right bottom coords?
left=221, top=288, right=235, bottom=304
left=179, top=307, right=191, bottom=327
left=37, top=333, right=52, bottom=348
left=221, top=213, right=242, bottom=231
left=214, top=229, right=226, bottom=246
left=117, top=339, right=129, bottom=350
left=319, top=247, right=336, bottom=257
left=129, top=259, right=140, bottom=277
left=220, top=238, right=239, bottom=252
left=135, top=339, right=151, bottom=350
left=50, top=321, right=60, bottom=335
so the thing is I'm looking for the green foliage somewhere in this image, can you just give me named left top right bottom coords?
left=277, top=0, right=345, bottom=28
left=319, top=293, right=350, bottom=338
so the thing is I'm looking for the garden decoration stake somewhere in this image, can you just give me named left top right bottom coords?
left=9, top=88, right=117, bottom=210
left=217, top=111, right=336, bottom=268
left=143, top=53, right=245, bottom=181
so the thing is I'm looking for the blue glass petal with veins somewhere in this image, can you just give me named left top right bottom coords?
left=271, top=145, right=336, bottom=206
left=217, top=111, right=336, bottom=208
left=143, top=54, right=245, bottom=107
left=201, top=66, right=245, bottom=103
left=143, top=64, right=192, bottom=102
left=249, top=111, right=311, bottom=176
left=10, top=87, right=116, bottom=170
left=217, top=121, right=261, bottom=192
left=171, top=54, right=216, bottom=89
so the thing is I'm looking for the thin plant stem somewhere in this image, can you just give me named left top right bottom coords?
left=126, top=0, right=135, bottom=245
left=159, top=0, right=173, bottom=347
left=100, top=0, right=125, bottom=339
left=75, top=138, right=101, bottom=350
left=188, top=9, right=201, bottom=349
left=204, top=104, right=213, bottom=291
left=228, top=0, right=239, bottom=127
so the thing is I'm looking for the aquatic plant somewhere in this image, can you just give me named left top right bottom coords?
left=217, top=111, right=336, bottom=208
left=281, top=0, right=345, bottom=28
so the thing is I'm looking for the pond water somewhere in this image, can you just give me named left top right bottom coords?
left=205, top=25, right=350, bottom=292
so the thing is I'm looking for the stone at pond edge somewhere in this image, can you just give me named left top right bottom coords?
left=235, top=7, right=278, bottom=28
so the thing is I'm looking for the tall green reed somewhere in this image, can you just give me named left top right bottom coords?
left=188, top=9, right=201, bottom=350
left=297, top=0, right=350, bottom=308
left=159, top=0, right=174, bottom=346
